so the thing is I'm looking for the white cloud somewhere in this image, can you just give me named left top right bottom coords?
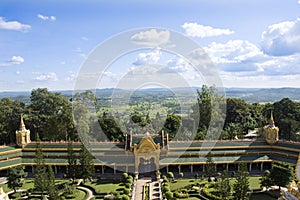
left=34, top=72, right=58, bottom=81
left=10, top=56, right=24, bottom=64
left=0, top=17, right=31, bottom=32
left=37, top=14, right=56, bottom=22
left=15, top=71, right=21, bottom=75
left=203, top=40, right=265, bottom=72
left=182, top=22, right=234, bottom=38
left=262, top=18, right=300, bottom=56
left=133, top=49, right=161, bottom=65
left=0, top=56, right=25, bottom=67
left=81, top=37, right=89, bottom=41
left=131, top=29, right=170, bottom=46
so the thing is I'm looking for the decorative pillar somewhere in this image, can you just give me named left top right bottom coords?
left=114, top=165, right=116, bottom=174
left=226, top=164, right=229, bottom=172
left=32, top=166, right=34, bottom=173
left=260, top=163, right=264, bottom=171
left=178, top=165, right=181, bottom=173
left=190, top=165, right=193, bottom=173
left=249, top=163, right=252, bottom=172
left=202, top=164, right=205, bottom=172
left=126, top=165, right=128, bottom=173
left=54, top=166, right=57, bottom=174
left=102, top=166, right=104, bottom=174
left=166, top=165, right=169, bottom=173
left=66, top=166, right=68, bottom=173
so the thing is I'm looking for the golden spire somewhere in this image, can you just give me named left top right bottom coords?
left=19, top=115, right=26, bottom=131
left=269, top=111, right=275, bottom=126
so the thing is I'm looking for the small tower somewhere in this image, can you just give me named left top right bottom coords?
left=264, top=111, right=279, bottom=145
left=16, top=115, right=31, bottom=148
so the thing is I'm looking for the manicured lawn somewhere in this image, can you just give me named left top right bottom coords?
left=170, top=178, right=204, bottom=191
left=249, top=176, right=262, bottom=190
left=85, top=180, right=124, bottom=194
left=73, top=188, right=87, bottom=200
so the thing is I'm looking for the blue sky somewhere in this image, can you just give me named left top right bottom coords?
left=1, top=0, right=300, bottom=91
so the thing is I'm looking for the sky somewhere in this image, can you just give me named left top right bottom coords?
left=1, top=0, right=300, bottom=91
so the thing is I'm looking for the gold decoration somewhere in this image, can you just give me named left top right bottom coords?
left=264, top=111, right=279, bottom=145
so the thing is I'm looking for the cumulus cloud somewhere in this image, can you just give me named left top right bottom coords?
left=203, top=40, right=265, bottom=72
left=10, top=56, right=24, bottom=64
left=133, top=49, right=161, bottom=65
left=34, top=72, right=58, bottom=81
left=262, top=18, right=300, bottom=56
left=182, top=22, right=234, bottom=38
left=0, top=56, right=25, bottom=67
left=131, top=29, right=170, bottom=46
left=0, top=17, right=31, bottom=32
left=37, top=14, right=56, bottom=22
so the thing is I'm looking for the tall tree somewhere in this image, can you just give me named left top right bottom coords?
left=79, top=143, right=94, bottom=182
left=233, top=163, right=250, bottom=200
left=7, top=166, right=27, bottom=193
left=34, top=134, right=48, bottom=197
left=67, top=139, right=77, bottom=181
left=0, top=98, right=25, bottom=144
left=204, top=152, right=216, bottom=179
left=218, top=170, right=231, bottom=200
left=191, top=85, right=226, bottom=140
left=47, top=165, right=58, bottom=200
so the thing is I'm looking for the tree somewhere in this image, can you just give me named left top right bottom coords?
left=218, top=170, right=231, bottom=200
left=269, top=162, right=294, bottom=190
left=205, top=152, right=216, bottom=179
left=28, top=88, right=75, bottom=141
left=47, top=165, right=58, bottom=200
left=98, top=114, right=125, bottom=142
left=67, top=138, right=77, bottom=181
left=191, top=85, right=226, bottom=140
left=79, top=143, right=94, bottom=182
left=34, top=134, right=48, bottom=197
left=0, top=98, right=25, bottom=144
left=163, top=114, right=181, bottom=139
left=233, top=163, right=250, bottom=200
left=7, top=166, right=27, bottom=193
left=260, top=170, right=273, bottom=190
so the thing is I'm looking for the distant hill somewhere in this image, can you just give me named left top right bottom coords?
left=0, top=87, right=300, bottom=103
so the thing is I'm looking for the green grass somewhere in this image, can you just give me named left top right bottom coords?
left=249, top=176, right=262, bottom=191
left=85, top=180, right=124, bottom=194
left=170, top=179, right=204, bottom=191
left=72, top=189, right=87, bottom=200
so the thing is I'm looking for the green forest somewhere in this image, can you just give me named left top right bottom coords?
left=0, top=86, right=300, bottom=144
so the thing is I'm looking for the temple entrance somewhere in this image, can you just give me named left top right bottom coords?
left=138, top=157, right=156, bottom=178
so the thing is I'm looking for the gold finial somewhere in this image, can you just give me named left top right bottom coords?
left=20, top=115, right=26, bottom=131
left=269, top=111, right=275, bottom=126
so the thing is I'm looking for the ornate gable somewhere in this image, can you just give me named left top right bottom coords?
left=134, top=132, right=160, bottom=153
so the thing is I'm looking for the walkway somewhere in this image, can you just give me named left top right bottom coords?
left=76, top=179, right=95, bottom=200
left=150, top=181, right=162, bottom=200
left=134, top=180, right=149, bottom=200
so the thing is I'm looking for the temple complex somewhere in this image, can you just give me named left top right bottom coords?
left=1, top=113, right=300, bottom=181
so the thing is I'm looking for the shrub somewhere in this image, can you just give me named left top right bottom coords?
left=125, top=182, right=132, bottom=188
left=126, top=178, right=133, bottom=185
left=120, top=194, right=130, bottom=200
left=165, top=191, right=173, bottom=200
left=123, top=188, right=130, bottom=195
